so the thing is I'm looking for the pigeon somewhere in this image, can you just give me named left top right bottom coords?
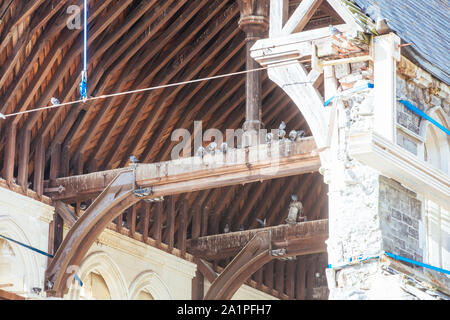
left=80, top=203, right=87, bottom=210
left=207, top=142, right=217, bottom=154
left=238, top=225, right=245, bottom=231
left=220, top=142, right=228, bottom=153
left=329, top=25, right=342, bottom=36
left=266, top=132, right=273, bottom=144
left=51, top=97, right=61, bottom=105
left=256, top=218, right=267, bottom=228
left=32, top=287, right=42, bottom=294
left=289, top=130, right=298, bottom=142
left=197, top=146, right=206, bottom=158
left=130, top=155, right=139, bottom=164
left=46, top=280, right=54, bottom=290
left=223, top=223, right=230, bottom=233
left=297, top=130, right=305, bottom=138
left=376, top=18, right=391, bottom=35
left=278, top=122, right=286, bottom=140
left=286, top=196, right=303, bottom=225
left=279, top=121, right=286, bottom=130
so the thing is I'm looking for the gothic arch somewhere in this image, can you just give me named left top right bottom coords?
left=128, top=271, right=172, bottom=300
left=77, top=251, right=129, bottom=300
left=420, top=106, right=450, bottom=174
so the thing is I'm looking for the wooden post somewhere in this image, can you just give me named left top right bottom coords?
left=167, top=196, right=175, bottom=252
left=34, top=137, right=45, bottom=197
left=3, top=122, right=17, bottom=184
left=116, top=213, right=123, bottom=232
left=286, top=260, right=296, bottom=299
left=296, top=257, right=306, bottom=299
left=201, top=205, right=209, bottom=237
left=17, top=130, right=31, bottom=191
left=49, top=143, right=61, bottom=187
left=192, top=270, right=204, bottom=300
left=53, top=212, right=64, bottom=253
left=306, top=256, right=316, bottom=299
left=238, top=0, right=269, bottom=138
left=192, top=205, right=201, bottom=239
left=178, top=199, right=188, bottom=258
left=142, top=202, right=150, bottom=242
left=264, top=260, right=274, bottom=292
left=275, top=259, right=285, bottom=294
left=129, top=205, right=136, bottom=237
left=154, top=201, right=162, bottom=247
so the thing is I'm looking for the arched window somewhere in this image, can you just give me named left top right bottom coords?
left=422, top=108, right=449, bottom=174
left=82, top=271, right=111, bottom=300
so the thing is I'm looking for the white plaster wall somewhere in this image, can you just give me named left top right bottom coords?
left=0, top=186, right=54, bottom=296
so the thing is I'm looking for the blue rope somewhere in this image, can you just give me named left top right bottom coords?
left=79, top=0, right=87, bottom=100
left=324, top=83, right=374, bottom=106
left=398, top=100, right=450, bottom=136
left=0, top=234, right=53, bottom=258
left=384, top=251, right=450, bottom=275
left=328, top=251, right=450, bottom=276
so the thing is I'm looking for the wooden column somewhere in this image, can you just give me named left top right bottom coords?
left=178, top=199, right=188, bottom=258
left=238, top=0, right=269, bottom=135
left=192, top=270, right=204, bottom=300
left=53, top=212, right=64, bottom=254
left=17, top=130, right=31, bottom=190
left=33, top=137, right=45, bottom=196
left=154, top=201, right=162, bottom=247
left=49, top=143, right=61, bottom=186
left=296, top=257, right=306, bottom=300
left=191, top=205, right=201, bottom=239
left=167, top=197, right=175, bottom=252
left=129, top=206, right=136, bottom=237
left=201, top=206, right=209, bottom=237
left=286, top=260, right=296, bottom=299
left=3, top=122, right=17, bottom=184
left=264, top=260, right=274, bottom=292
left=275, top=259, right=285, bottom=294
left=142, top=202, right=150, bottom=242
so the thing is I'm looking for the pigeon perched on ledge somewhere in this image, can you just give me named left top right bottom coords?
left=197, top=146, right=206, bottom=158
left=129, top=155, right=139, bottom=164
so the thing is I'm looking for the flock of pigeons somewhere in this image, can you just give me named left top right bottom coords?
left=197, top=121, right=306, bottom=158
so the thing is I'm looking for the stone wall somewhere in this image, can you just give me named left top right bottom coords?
left=378, top=176, right=424, bottom=269
left=395, top=57, right=450, bottom=157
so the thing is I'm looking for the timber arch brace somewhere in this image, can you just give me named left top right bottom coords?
left=200, top=220, right=328, bottom=300
left=46, top=169, right=140, bottom=296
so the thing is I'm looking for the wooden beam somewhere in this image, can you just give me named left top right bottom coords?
left=54, top=201, right=78, bottom=228
left=204, top=231, right=272, bottom=300
left=282, top=0, right=323, bottom=35
left=296, top=257, right=306, bottom=299
left=47, top=139, right=319, bottom=202
left=196, top=258, right=218, bottom=284
left=46, top=170, right=138, bottom=296
left=129, top=206, right=137, bottom=237
left=269, top=0, right=289, bottom=37
left=188, top=220, right=328, bottom=260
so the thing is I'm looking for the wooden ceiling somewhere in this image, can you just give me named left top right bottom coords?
left=0, top=0, right=342, bottom=299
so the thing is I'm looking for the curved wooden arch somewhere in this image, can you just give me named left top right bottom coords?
left=46, top=169, right=139, bottom=296
left=204, top=231, right=272, bottom=300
